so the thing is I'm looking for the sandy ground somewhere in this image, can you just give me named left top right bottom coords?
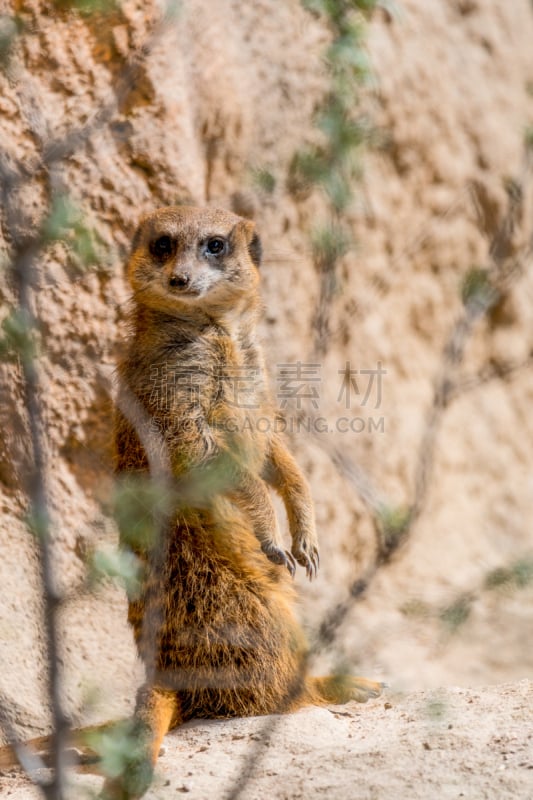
left=1, top=680, right=531, bottom=799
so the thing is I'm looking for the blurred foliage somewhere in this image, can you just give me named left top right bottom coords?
left=43, top=194, right=102, bottom=269
left=25, top=509, right=51, bottom=540
left=90, top=545, right=142, bottom=598
left=251, top=167, right=277, bottom=195
left=460, top=267, right=496, bottom=311
left=84, top=720, right=150, bottom=785
left=439, top=595, right=473, bottom=632
left=400, top=555, right=533, bottom=636
left=291, top=0, right=420, bottom=553
left=311, top=223, right=350, bottom=269
left=0, top=308, right=37, bottom=362
left=51, top=0, right=120, bottom=15
left=425, top=696, right=446, bottom=720
left=399, top=598, right=431, bottom=619
left=485, top=557, right=533, bottom=591
left=290, top=2, right=375, bottom=212
left=112, top=475, right=172, bottom=551
left=303, top=0, right=379, bottom=27
left=291, top=0, right=381, bottom=354
left=376, top=503, right=411, bottom=556
left=524, top=125, right=533, bottom=151
left=0, top=14, right=22, bottom=66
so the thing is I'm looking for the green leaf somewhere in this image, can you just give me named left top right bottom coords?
left=460, top=267, right=495, bottom=310
left=328, top=41, right=369, bottom=78
left=26, top=509, right=50, bottom=540
left=0, top=15, right=22, bottom=67
left=90, top=546, right=142, bottom=597
left=84, top=720, right=148, bottom=781
left=439, top=595, right=472, bottom=632
left=321, top=169, right=352, bottom=211
left=0, top=308, right=36, bottom=361
left=311, top=222, right=351, bottom=268
left=43, top=195, right=77, bottom=242
left=376, top=504, right=411, bottom=554
left=290, top=148, right=330, bottom=186
left=251, top=167, right=276, bottom=194
left=44, top=194, right=102, bottom=268
left=485, top=557, right=533, bottom=590
left=353, top=0, right=378, bottom=11
left=113, top=476, right=173, bottom=549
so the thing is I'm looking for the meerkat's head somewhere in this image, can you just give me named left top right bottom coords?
left=127, top=206, right=262, bottom=317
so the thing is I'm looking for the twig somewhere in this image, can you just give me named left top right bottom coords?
left=410, top=148, right=533, bottom=526
left=7, top=231, right=70, bottom=800
left=451, top=354, right=533, bottom=397
left=113, top=382, right=173, bottom=691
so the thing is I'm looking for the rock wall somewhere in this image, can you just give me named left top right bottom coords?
left=0, top=0, right=532, bottom=739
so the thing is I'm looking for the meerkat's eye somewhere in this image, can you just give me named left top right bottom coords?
left=149, top=235, right=175, bottom=262
left=205, top=237, right=227, bottom=257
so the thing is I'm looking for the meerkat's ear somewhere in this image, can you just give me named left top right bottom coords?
left=130, top=223, right=143, bottom=255
left=248, top=231, right=262, bottom=268
left=235, top=219, right=262, bottom=268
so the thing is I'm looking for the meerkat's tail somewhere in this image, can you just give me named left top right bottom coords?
left=0, top=723, right=114, bottom=772
left=307, top=675, right=385, bottom=705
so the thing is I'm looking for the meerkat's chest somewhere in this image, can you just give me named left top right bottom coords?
left=147, top=340, right=270, bottom=455
left=149, top=342, right=263, bottom=406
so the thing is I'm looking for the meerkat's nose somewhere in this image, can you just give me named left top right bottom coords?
left=169, top=272, right=191, bottom=289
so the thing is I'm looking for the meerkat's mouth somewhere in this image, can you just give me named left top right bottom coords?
left=169, top=287, right=202, bottom=298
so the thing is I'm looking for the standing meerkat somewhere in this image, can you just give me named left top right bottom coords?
left=106, top=206, right=383, bottom=797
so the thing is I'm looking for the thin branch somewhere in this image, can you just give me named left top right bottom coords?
left=451, top=354, right=533, bottom=397
left=8, top=220, right=69, bottom=800
left=113, top=381, right=173, bottom=690
left=410, top=147, right=533, bottom=525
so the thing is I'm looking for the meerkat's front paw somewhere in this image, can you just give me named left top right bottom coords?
left=261, top=542, right=297, bottom=576
left=292, top=540, right=319, bottom=581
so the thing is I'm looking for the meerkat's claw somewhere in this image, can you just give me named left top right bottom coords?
left=306, top=553, right=318, bottom=581
left=262, top=543, right=296, bottom=576
left=309, top=548, right=320, bottom=581
left=285, top=551, right=297, bottom=577
left=293, top=544, right=320, bottom=581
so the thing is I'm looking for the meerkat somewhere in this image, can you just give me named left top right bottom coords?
left=0, top=206, right=383, bottom=796
left=101, top=205, right=384, bottom=798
